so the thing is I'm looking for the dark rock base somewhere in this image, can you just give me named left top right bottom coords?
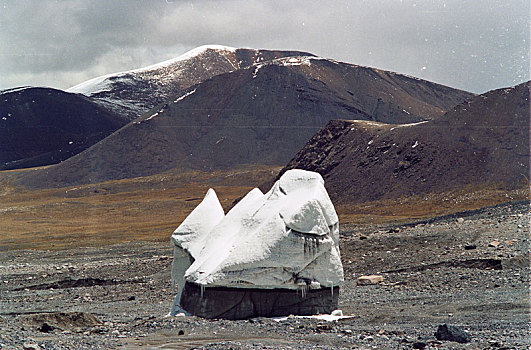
left=180, top=282, right=339, bottom=319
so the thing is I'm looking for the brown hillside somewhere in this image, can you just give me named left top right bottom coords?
left=280, top=81, right=530, bottom=205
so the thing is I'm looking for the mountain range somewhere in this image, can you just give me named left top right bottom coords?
left=2, top=44, right=527, bottom=213
left=13, top=46, right=473, bottom=187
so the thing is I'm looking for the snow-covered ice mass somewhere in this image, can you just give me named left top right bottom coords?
left=170, top=169, right=344, bottom=319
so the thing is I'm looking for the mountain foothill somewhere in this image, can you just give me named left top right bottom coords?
left=279, top=81, right=529, bottom=205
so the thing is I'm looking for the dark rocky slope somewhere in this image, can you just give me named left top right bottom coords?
left=0, top=87, right=128, bottom=170
left=279, top=81, right=530, bottom=204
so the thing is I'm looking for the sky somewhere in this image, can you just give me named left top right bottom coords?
left=0, top=0, right=529, bottom=94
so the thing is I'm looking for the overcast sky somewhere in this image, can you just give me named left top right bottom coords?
left=0, top=0, right=529, bottom=93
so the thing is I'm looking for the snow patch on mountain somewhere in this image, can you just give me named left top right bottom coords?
left=389, top=120, right=429, bottom=130
left=351, top=120, right=388, bottom=128
left=67, top=45, right=237, bottom=95
left=276, top=56, right=326, bottom=66
left=252, top=64, right=263, bottom=78
left=1, top=86, right=33, bottom=95
left=145, top=112, right=159, bottom=121
left=136, top=45, right=237, bottom=73
left=173, top=89, right=196, bottom=103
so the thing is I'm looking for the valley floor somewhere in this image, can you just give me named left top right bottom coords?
left=0, top=200, right=529, bottom=349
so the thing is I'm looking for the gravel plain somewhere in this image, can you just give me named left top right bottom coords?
left=0, top=200, right=529, bottom=349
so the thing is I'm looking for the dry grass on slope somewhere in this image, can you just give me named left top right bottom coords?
left=1, top=165, right=527, bottom=251
left=338, top=184, right=528, bottom=224
left=0, top=166, right=281, bottom=251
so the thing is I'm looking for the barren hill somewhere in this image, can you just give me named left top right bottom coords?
left=18, top=56, right=473, bottom=188
left=279, top=81, right=530, bottom=204
left=0, top=87, right=128, bottom=170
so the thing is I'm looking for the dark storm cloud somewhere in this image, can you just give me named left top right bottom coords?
left=0, top=0, right=528, bottom=93
left=1, top=1, right=166, bottom=70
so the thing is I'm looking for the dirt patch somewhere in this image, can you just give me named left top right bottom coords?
left=20, top=312, right=101, bottom=331
left=14, top=277, right=140, bottom=291
left=384, top=258, right=503, bottom=273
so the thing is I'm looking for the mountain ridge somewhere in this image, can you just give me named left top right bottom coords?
left=0, top=87, right=127, bottom=170
left=16, top=54, right=474, bottom=188
left=277, top=81, right=530, bottom=204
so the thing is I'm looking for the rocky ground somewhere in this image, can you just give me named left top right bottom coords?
left=0, top=200, right=529, bottom=349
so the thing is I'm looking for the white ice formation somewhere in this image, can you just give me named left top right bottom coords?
left=170, top=169, right=344, bottom=297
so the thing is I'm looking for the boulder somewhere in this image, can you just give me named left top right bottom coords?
left=488, top=240, right=501, bottom=248
left=357, top=275, right=384, bottom=285
left=434, top=324, right=471, bottom=343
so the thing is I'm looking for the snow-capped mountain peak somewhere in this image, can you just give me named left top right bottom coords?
left=67, top=45, right=239, bottom=95
left=66, top=45, right=313, bottom=120
left=142, top=44, right=238, bottom=71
